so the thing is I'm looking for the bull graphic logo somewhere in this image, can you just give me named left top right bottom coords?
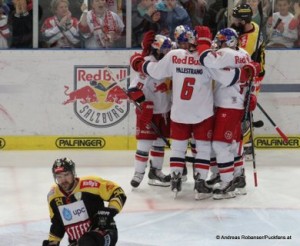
left=63, top=66, right=130, bottom=128
left=63, top=86, right=98, bottom=105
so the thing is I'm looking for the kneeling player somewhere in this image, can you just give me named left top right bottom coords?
left=42, top=158, right=126, bottom=246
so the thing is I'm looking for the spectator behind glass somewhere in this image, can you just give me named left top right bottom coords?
left=0, top=0, right=10, bottom=15
left=9, top=0, right=32, bottom=48
left=266, top=0, right=297, bottom=48
left=106, top=0, right=123, bottom=19
left=78, top=0, right=125, bottom=49
left=178, top=0, right=211, bottom=27
left=0, top=0, right=10, bottom=48
left=40, top=0, right=80, bottom=48
left=246, top=0, right=268, bottom=39
left=132, top=0, right=161, bottom=47
left=289, top=1, right=300, bottom=47
left=156, top=0, right=191, bottom=39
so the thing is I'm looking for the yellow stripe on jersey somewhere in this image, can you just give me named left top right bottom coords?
left=239, top=22, right=259, bottom=56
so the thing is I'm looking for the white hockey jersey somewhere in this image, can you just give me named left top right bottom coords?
left=200, top=47, right=251, bottom=109
left=130, top=55, right=172, bottom=114
left=144, top=49, right=241, bottom=124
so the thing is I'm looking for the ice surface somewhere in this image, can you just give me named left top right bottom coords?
left=0, top=150, right=299, bottom=246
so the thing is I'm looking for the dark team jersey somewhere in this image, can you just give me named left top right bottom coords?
left=239, top=21, right=266, bottom=77
left=46, top=175, right=126, bottom=244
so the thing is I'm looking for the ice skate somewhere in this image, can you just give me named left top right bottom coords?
left=194, top=173, right=212, bottom=200
left=233, top=169, right=247, bottom=195
left=213, top=180, right=236, bottom=200
left=182, top=164, right=188, bottom=182
left=206, top=173, right=221, bottom=187
left=171, top=172, right=182, bottom=198
left=130, top=171, right=145, bottom=188
left=148, top=165, right=171, bottom=187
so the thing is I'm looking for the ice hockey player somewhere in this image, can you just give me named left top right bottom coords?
left=198, top=27, right=260, bottom=199
left=130, top=26, right=255, bottom=199
left=128, top=31, right=172, bottom=188
left=172, top=24, right=198, bottom=182
left=42, top=158, right=126, bottom=246
left=231, top=3, right=266, bottom=159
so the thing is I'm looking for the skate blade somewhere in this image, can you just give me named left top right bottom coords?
left=172, top=189, right=179, bottom=199
left=194, top=191, right=212, bottom=200
left=235, top=187, right=247, bottom=195
left=148, top=179, right=170, bottom=187
left=213, top=192, right=236, bottom=200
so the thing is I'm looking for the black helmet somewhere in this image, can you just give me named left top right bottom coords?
left=52, top=158, right=76, bottom=176
left=232, top=4, right=253, bottom=22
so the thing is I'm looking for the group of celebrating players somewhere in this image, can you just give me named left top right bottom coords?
left=128, top=3, right=265, bottom=200
left=42, top=3, right=265, bottom=246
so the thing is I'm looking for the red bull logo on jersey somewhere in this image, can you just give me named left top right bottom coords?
left=63, top=66, right=130, bottom=127
left=234, top=56, right=250, bottom=65
left=172, top=55, right=200, bottom=65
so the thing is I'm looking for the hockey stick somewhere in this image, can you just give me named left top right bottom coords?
left=241, top=1, right=265, bottom=187
left=256, top=102, right=288, bottom=143
left=105, top=67, right=171, bottom=148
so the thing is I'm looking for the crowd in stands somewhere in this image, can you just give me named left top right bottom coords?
left=1, top=0, right=300, bottom=49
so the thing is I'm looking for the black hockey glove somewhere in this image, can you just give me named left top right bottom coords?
left=91, top=207, right=118, bottom=230
left=42, top=240, right=60, bottom=246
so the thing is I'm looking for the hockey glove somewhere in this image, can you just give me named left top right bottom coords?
left=195, top=26, right=212, bottom=55
left=141, top=30, right=155, bottom=57
left=130, top=52, right=145, bottom=73
left=239, top=63, right=259, bottom=87
left=91, top=207, right=118, bottom=230
left=195, top=26, right=212, bottom=44
left=127, top=87, right=145, bottom=103
left=136, top=101, right=154, bottom=124
left=242, top=62, right=261, bottom=79
left=249, top=94, right=257, bottom=112
left=42, top=240, right=60, bottom=246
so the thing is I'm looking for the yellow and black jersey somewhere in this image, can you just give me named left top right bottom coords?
left=46, top=176, right=126, bottom=244
left=238, top=21, right=265, bottom=78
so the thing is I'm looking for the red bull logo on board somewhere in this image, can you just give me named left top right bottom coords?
left=63, top=66, right=130, bottom=127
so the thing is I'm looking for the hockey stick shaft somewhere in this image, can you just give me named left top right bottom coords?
left=241, top=1, right=264, bottom=187
left=256, top=102, right=288, bottom=143
left=106, top=67, right=171, bottom=148
left=249, top=112, right=258, bottom=187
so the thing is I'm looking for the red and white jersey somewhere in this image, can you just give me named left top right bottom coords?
left=79, top=10, right=124, bottom=48
left=144, top=49, right=241, bottom=124
left=201, top=47, right=251, bottom=109
left=41, top=16, right=80, bottom=48
left=130, top=55, right=172, bottom=114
